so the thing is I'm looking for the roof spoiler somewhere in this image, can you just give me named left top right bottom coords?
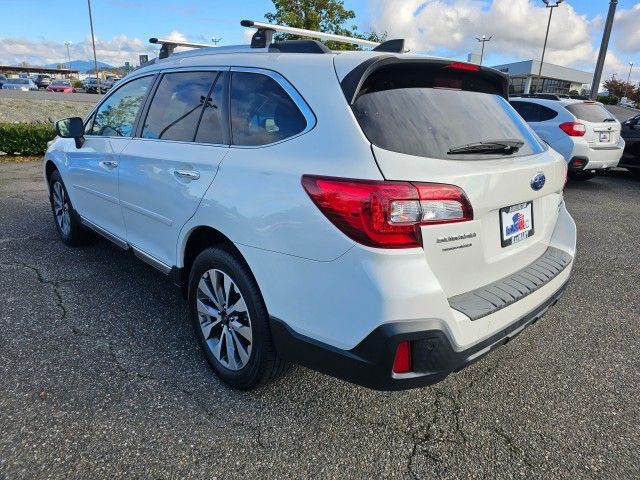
left=341, top=57, right=510, bottom=105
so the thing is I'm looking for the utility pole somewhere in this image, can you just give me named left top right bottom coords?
left=591, top=0, right=618, bottom=100
left=537, top=0, right=564, bottom=93
left=87, top=0, right=101, bottom=94
left=625, top=61, right=634, bottom=99
left=212, top=37, right=222, bottom=47
left=475, top=35, right=493, bottom=66
left=64, top=41, right=72, bottom=72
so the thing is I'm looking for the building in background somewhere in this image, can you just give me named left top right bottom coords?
left=490, top=60, right=591, bottom=95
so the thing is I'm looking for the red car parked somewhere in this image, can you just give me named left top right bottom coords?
left=46, top=80, right=76, bottom=93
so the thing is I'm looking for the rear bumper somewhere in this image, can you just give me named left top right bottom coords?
left=271, top=277, right=569, bottom=391
left=572, top=138, right=624, bottom=170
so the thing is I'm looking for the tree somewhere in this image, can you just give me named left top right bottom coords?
left=264, top=0, right=385, bottom=51
left=602, top=75, right=634, bottom=98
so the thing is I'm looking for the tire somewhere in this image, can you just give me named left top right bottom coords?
left=48, top=170, right=87, bottom=246
left=188, top=246, right=290, bottom=390
left=568, top=170, right=596, bottom=181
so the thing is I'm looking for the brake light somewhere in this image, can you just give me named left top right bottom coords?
left=559, top=122, right=586, bottom=137
left=446, top=61, right=480, bottom=72
left=563, top=161, right=568, bottom=189
left=301, top=175, right=473, bottom=249
left=392, top=341, right=412, bottom=374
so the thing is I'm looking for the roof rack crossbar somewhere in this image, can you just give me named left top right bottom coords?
left=149, top=37, right=214, bottom=59
left=241, top=20, right=380, bottom=49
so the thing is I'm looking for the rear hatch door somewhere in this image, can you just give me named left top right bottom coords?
left=342, top=57, right=566, bottom=297
left=564, top=101, right=620, bottom=148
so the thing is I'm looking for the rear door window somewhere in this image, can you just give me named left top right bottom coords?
left=194, top=72, right=228, bottom=145
left=142, top=71, right=219, bottom=142
left=230, top=72, right=307, bottom=146
left=565, top=103, right=615, bottom=123
left=354, top=87, right=543, bottom=159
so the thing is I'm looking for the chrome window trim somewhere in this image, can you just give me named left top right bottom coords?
left=229, top=66, right=317, bottom=149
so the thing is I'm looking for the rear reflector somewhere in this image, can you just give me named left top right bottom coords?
left=392, top=341, right=412, bottom=374
left=446, top=62, right=480, bottom=72
left=559, top=122, right=586, bottom=137
left=301, top=176, right=473, bottom=249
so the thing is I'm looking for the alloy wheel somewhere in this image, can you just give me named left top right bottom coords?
left=196, top=269, right=253, bottom=371
left=52, top=181, right=71, bottom=236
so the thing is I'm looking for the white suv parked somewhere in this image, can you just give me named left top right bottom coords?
left=44, top=24, right=576, bottom=390
left=510, top=96, right=624, bottom=180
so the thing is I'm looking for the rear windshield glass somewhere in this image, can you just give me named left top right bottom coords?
left=353, top=87, right=544, bottom=159
left=565, top=103, right=615, bottom=123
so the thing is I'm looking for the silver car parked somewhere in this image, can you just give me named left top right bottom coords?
left=1, top=78, right=38, bottom=91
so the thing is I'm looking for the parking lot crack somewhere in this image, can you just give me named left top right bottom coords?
left=494, top=426, right=534, bottom=469
left=0, top=261, right=67, bottom=321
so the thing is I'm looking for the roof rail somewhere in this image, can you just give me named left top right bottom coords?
left=241, top=20, right=399, bottom=50
left=149, top=37, right=214, bottom=59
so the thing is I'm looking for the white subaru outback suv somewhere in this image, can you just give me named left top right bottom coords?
left=44, top=22, right=576, bottom=390
left=510, top=96, right=624, bottom=180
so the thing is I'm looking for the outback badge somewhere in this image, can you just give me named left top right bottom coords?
left=530, top=172, right=546, bottom=191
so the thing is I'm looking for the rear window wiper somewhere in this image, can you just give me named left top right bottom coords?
left=603, top=118, right=617, bottom=122
left=447, top=139, right=524, bottom=155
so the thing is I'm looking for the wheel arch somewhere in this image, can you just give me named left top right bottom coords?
left=178, top=225, right=248, bottom=294
left=44, top=159, right=58, bottom=186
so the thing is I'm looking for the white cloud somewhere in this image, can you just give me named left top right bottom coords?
left=0, top=32, right=184, bottom=68
left=367, top=0, right=594, bottom=64
left=612, top=3, right=640, bottom=53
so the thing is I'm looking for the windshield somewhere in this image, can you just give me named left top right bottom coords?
left=565, top=103, right=615, bottom=123
left=10, top=79, right=29, bottom=84
left=353, top=87, right=544, bottom=159
left=52, top=81, right=69, bottom=86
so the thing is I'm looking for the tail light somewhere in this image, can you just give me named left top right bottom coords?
left=563, top=161, right=568, bottom=189
left=301, top=175, right=473, bottom=249
left=392, top=341, right=412, bottom=374
left=559, top=122, right=586, bottom=137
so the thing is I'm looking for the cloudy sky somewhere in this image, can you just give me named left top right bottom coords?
left=1, top=0, right=639, bottom=87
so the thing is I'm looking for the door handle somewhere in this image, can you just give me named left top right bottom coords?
left=100, top=160, right=119, bottom=169
left=174, top=169, right=200, bottom=181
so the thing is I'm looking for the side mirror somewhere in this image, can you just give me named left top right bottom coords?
left=55, top=117, right=85, bottom=148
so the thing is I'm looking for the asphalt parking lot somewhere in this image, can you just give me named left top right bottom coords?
left=0, top=161, right=639, bottom=479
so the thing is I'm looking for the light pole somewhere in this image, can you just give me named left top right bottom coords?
left=212, top=37, right=222, bottom=47
left=626, top=61, right=634, bottom=99
left=87, top=0, right=101, bottom=93
left=63, top=41, right=72, bottom=77
left=537, top=0, right=564, bottom=93
left=475, top=34, right=493, bottom=66
left=591, top=1, right=618, bottom=99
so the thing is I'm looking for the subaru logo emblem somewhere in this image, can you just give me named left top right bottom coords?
left=531, top=172, right=545, bottom=191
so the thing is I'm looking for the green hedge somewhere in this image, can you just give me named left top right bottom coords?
left=0, top=123, right=57, bottom=156
left=597, top=95, right=619, bottom=105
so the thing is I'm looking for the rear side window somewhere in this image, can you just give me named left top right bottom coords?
left=230, top=72, right=307, bottom=146
left=511, top=102, right=559, bottom=122
left=142, top=71, right=218, bottom=142
left=538, top=105, right=558, bottom=121
left=354, top=86, right=543, bottom=159
left=90, top=76, right=153, bottom=137
left=565, top=103, right=615, bottom=123
left=510, top=101, right=540, bottom=122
